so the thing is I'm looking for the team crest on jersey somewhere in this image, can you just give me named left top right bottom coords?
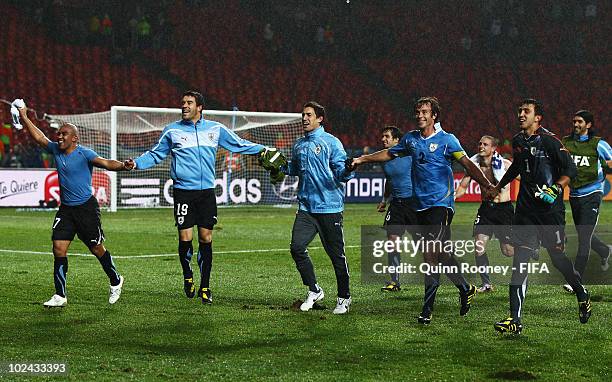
left=208, top=133, right=216, bottom=141
left=530, top=147, right=537, bottom=156
left=177, top=216, right=184, bottom=225
left=429, top=143, right=438, bottom=152
left=314, top=145, right=322, bottom=155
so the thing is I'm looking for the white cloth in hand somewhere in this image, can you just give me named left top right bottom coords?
left=10, top=99, right=25, bottom=130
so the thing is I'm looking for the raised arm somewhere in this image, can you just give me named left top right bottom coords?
left=18, top=107, right=51, bottom=148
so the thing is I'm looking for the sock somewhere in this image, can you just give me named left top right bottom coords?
left=178, top=240, right=194, bottom=278
left=388, top=251, right=401, bottom=284
left=423, top=272, right=440, bottom=313
left=310, top=283, right=321, bottom=293
left=441, top=254, right=469, bottom=292
left=97, top=250, right=120, bottom=286
left=53, top=257, right=68, bottom=297
left=197, top=242, right=212, bottom=290
left=548, top=247, right=587, bottom=300
left=509, top=247, right=532, bottom=320
left=475, top=253, right=492, bottom=285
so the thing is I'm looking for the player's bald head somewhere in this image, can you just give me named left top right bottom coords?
left=61, top=123, right=79, bottom=135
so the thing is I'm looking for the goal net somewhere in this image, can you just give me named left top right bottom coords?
left=46, top=107, right=303, bottom=211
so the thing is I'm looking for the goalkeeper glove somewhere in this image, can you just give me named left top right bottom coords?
left=258, top=147, right=287, bottom=171
left=269, top=168, right=286, bottom=185
left=345, top=157, right=355, bottom=172
left=535, top=183, right=562, bottom=204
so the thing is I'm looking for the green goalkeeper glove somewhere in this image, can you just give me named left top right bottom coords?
left=269, top=168, right=286, bottom=185
left=258, top=147, right=287, bottom=171
left=535, top=183, right=562, bottom=204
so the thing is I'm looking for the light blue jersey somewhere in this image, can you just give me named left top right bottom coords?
left=46, top=143, right=98, bottom=206
left=389, top=129, right=466, bottom=211
left=383, top=155, right=413, bottom=199
left=135, top=117, right=264, bottom=190
left=285, top=126, right=353, bottom=213
left=570, top=138, right=612, bottom=197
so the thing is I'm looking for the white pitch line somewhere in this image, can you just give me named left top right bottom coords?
left=0, top=245, right=362, bottom=259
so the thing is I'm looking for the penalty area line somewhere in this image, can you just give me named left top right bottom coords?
left=0, top=245, right=362, bottom=259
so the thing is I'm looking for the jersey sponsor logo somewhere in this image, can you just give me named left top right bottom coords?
left=429, top=143, right=438, bottom=152
left=571, top=155, right=591, bottom=167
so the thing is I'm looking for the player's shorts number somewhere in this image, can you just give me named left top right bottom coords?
left=176, top=203, right=188, bottom=216
left=53, top=218, right=61, bottom=229
left=474, top=214, right=480, bottom=225
left=555, top=230, right=562, bottom=244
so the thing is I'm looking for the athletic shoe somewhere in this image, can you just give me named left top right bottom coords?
left=184, top=277, right=196, bottom=298
left=459, top=284, right=477, bottom=316
left=332, top=297, right=351, bottom=314
left=43, top=294, right=67, bottom=308
left=299, top=288, right=324, bottom=312
left=494, top=317, right=523, bottom=334
left=578, top=293, right=592, bottom=324
left=198, top=287, right=213, bottom=304
left=417, top=309, right=432, bottom=325
left=601, top=246, right=611, bottom=271
left=477, top=284, right=493, bottom=293
left=562, top=284, right=575, bottom=294
left=109, top=275, right=124, bottom=304
left=381, top=281, right=401, bottom=292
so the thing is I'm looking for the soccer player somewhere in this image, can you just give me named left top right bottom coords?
left=352, top=96, right=495, bottom=324
left=281, top=101, right=354, bottom=314
left=125, top=90, right=270, bottom=304
left=17, top=101, right=127, bottom=307
left=455, top=135, right=514, bottom=292
left=488, top=98, right=591, bottom=335
left=376, top=126, right=417, bottom=292
left=561, top=110, right=612, bottom=292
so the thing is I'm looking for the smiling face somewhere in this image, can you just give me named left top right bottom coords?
left=181, top=95, right=203, bottom=123
left=477, top=137, right=495, bottom=158
left=381, top=130, right=399, bottom=149
left=302, top=106, right=323, bottom=133
left=573, top=116, right=591, bottom=137
left=517, top=103, right=541, bottom=132
left=414, top=102, right=436, bottom=131
left=57, top=124, right=79, bottom=152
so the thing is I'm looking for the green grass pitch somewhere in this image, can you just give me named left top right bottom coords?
left=0, top=202, right=610, bottom=381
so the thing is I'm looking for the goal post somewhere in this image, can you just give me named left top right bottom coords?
left=47, top=106, right=303, bottom=211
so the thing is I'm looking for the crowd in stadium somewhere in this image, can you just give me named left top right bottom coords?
left=0, top=0, right=608, bottom=168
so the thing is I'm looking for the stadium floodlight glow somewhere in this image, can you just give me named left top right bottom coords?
left=47, top=106, right=302, bottom=211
